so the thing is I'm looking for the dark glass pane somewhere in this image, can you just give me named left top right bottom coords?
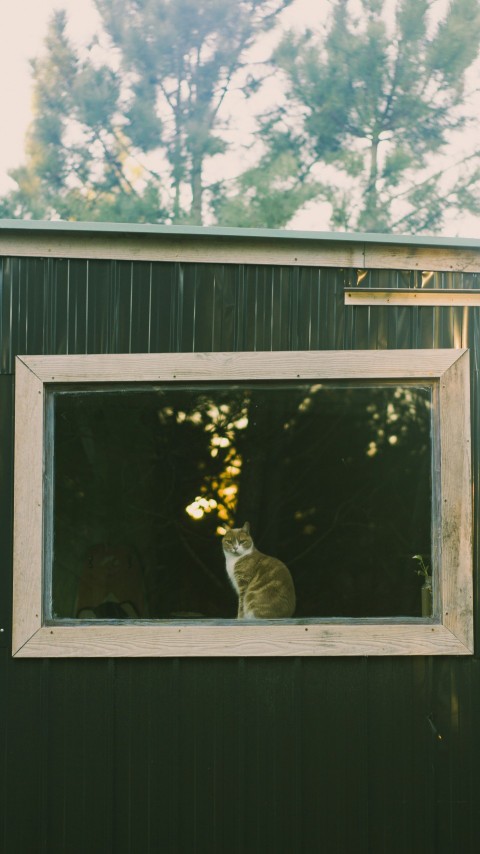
left=49, top=381, right=432, bottom=620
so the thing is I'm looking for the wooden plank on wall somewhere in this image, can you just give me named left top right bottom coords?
left=363, top=244, right=480, bottom=272
left=0, top=233, right=365, bottom=268
left=12, top=348, right=473, bottom=657
left=12, top=359, right=44, bottom=654
left=345, top=288, right=480, bottom=306
left=13, top=621, right=472, bottom=658
left=439, top=350, right=473, bottom=650
left=20, top=349, right=465, bottom=384
left=2, top=231, right=480, bottom=272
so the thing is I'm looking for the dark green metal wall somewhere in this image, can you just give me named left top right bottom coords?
left=1, top=255, right=480, bottom=853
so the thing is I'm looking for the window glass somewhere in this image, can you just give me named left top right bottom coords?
left=48, top=381, right=432, bottom=621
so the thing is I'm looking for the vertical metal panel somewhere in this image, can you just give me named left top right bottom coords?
left=112, top=659, right=183, bottom=853
left=1, top=258, right=355, bottom=368
left=299, top=657, right=370, bottom=850
left=44, top=660, right=116, bottom=853
left=1, top=657, right=47, bottom=852
left=365, top=659, right=433, bottom=853
left=0, top=656, right=130, bottom=854
left=2, top=252, right=480, bottom=852
left=0, top=376, right=12, bottom=644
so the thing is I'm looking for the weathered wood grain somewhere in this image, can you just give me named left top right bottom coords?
left=20, top=349, right=466, bottom=383
left=345, top=288, right=480, bottom=306
left=12, top=349, right=474, bottom=657
left=2, top=231, right=480, bottom=271
left=439, top=350, right=473, bottom=650
left=13, top=622, right=471, bottom=657
left=12, top=359, right=44, bottom=654
left=0, top=233, right=364, bottom=268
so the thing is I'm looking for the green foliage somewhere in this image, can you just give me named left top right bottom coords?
left=73, top=65, right=120, bottom=129
left=4, top=10, right=166, bottom=222
left=3, top=0, right=291, bottom=224
left=212, top=146, right=321, bottom=228
left=2, top=0, right=480, bottom=234
left=231, top=0, right=480, bottom=233
left=412, top=554, right=430, bottom=579
left=427, top=0, right=480, bottom=88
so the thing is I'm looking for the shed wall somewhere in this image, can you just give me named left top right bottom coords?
left=1, top=254, right=479, bottom=853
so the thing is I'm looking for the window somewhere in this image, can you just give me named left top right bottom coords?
left=13, top=350, right=473, bottom=656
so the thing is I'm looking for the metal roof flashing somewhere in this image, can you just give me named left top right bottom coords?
left=1, top=218, right=480, bottom=249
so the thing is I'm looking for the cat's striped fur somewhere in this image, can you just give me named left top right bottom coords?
left=222, top=522, right=295, bottom=619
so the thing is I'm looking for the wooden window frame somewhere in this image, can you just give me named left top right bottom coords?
left=12, top=349, right=473, bottom=657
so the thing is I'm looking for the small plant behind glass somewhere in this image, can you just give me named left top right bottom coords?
left=412, top=554, right=432, bottom=617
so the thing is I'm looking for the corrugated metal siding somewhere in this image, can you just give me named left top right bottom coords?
left=0, top=258, right=350, bottom=370
left=1, top=255, right=480, bottom=853
left=3, top=654, right=479, bottom=853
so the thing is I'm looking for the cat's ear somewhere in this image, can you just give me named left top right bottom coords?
left=243, top=521, right=250, bottom=533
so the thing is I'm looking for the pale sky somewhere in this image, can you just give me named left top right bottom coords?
left=0, top=0, right=315, bottom=193
left=1, top=0, right=479, bottom=237
left=1, top=1, right=101, bottom=192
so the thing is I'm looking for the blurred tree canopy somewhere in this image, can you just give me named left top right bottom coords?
left=217, top=0, right=480, bottom=232
left=2, top=0, right=480, bottom=233
left=2, top=0, right=292, bottom=223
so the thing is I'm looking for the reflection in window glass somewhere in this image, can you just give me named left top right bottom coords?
left=48, top=382, right=432, bottom=620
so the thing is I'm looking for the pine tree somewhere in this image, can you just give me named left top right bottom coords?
left=3, top=0, right=291, bottom=223
left=4, top=0, right=480, bottom=233
left=3, top=11, right=167, bottom=221
left=219, top=0, right=480, bottom=233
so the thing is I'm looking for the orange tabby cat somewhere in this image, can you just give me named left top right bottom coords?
left=222, top=522, right=295, bottom=619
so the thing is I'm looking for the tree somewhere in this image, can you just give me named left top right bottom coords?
left=219, top=0, right=480, bottom=233
left=5, top=0, right=480, bottom=233
left=211, top=129, right=323, bottom=228
left=4, top=0, right=291, bottom=223
left=2, top=10, right=167, bottom=222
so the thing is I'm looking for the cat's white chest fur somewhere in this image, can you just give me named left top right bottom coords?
left=224, top=546, right=253, bottom=593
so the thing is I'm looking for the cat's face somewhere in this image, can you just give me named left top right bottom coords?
left=222, top=523, right=253, bottom=556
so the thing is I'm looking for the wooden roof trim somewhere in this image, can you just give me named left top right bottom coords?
left=1, top=222, right=480, bottom=271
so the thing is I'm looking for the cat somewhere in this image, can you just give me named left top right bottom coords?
left=222, top=522, right=295, bottom=619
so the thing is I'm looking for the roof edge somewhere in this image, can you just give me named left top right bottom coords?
left=1, top=218, right=480, bottom=250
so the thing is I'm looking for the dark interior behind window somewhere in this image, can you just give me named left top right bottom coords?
left=48, top=381, right=432, bottom=620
